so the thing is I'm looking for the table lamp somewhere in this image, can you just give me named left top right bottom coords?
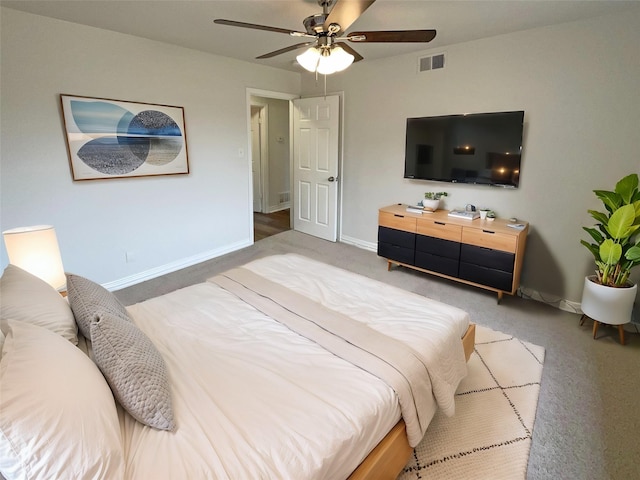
left=3, top=225, right=66, bottom=291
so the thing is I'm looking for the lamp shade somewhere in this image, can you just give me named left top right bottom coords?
left=3, top=225, right=66, bottom=290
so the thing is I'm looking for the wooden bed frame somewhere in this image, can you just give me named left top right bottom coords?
left=348, top=323, right=476, bottom=480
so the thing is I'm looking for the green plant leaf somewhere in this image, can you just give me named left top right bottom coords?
left=615, top=173, right=639, bottom=204
left=626, top=244, right=640, bottom=263
left=594, top=190, right=621, bottom=213
left=605, top=204, right=636, bottom=240
left=599, top=238, right=622, bottom=266
left=582, top=226, right=604, bottom=244
left=580, top=239, right=600, bottom=260
left=588, top=209, right=609, bottom=226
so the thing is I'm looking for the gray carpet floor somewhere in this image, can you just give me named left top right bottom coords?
left=115, top=230, right=640, bottom=480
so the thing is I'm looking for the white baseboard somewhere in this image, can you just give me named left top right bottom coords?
left=339, top=234, right=377, bottom=252
left=267, top=203, right=290, bottom=213
left=518, top=286, right=583, bottom=314
left=103, top=238, right=252, bottom=291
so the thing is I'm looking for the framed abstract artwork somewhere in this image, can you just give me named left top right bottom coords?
left=60, top=94, right=189, bottom=180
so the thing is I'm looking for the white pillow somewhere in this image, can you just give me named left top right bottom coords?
left=0, top=320, right=124, bottom=480
left=0, top=264, right=78, bottom=345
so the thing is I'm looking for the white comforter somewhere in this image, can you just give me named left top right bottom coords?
left=122, top=254, right=469, bottom=480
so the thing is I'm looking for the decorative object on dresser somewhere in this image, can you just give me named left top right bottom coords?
left=378, top=204, right=529, bottom=303
left=579, top=173, right=640, bottom=344
left=421, top=191, right=448, bottom=212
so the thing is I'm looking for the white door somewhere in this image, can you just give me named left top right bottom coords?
left=251, top=106, right=265, bottom=212
left=292, top=95, right=340, bottom=241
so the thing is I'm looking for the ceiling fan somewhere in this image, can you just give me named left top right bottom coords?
left=214, top=0, right=436, bottom=74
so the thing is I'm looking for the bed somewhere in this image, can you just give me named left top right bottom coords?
left=0, top=253, right=474, bottom=480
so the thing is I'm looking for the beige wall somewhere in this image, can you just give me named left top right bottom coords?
left=0, top=8, right=300, bottom=287
left=301, top=7, right=640, bottom=307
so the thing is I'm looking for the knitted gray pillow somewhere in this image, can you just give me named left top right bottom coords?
left=90, top=312, right=175, bottom=431
left=66, top=273, right=131, bottom=340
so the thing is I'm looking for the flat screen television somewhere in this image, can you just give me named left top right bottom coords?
left=404, top=110, right=524, bottom=188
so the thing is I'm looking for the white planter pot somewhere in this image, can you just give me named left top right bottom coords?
left=422, top=199, right=440, bottom=211
left=581, top=276, right=637, bottom=325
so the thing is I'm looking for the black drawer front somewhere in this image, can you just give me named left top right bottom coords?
left=378, top=226, right=415, bottom=249
left=416, top=235, right=460, bottom=260
left=460, top=244, right=514, bottom=273
left=415, top=251, right=459, bottom=277
left=378, top=242, right=415, bottom=265
left=459, top=262, right=513, bottom=292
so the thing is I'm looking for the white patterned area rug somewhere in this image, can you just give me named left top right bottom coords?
left=399, top=325, right=545, bottom=479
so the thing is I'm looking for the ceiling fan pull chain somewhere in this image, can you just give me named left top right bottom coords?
left=324, top=73, right=327, bottom=100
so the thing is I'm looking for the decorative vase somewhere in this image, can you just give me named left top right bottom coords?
left=422, top=199, right=440, bottom=211
left=581, top=276, right=637, bottom=325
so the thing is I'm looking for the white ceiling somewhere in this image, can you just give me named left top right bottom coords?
left=3, top=0, right=639, bottom=72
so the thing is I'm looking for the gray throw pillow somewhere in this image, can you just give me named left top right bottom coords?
left=66, top=273, right=131, bottom=340
left=90, top=312, right=175, bottom=431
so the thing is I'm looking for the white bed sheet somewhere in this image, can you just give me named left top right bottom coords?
left=124, top=282, right=400, bottom=480
left=122, top=254, right=470, bottom=480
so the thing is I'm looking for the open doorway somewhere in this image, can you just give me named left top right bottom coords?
left=249, top=93, right=293, bottom=241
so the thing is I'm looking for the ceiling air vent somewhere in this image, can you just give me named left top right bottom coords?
left=418, top=53, right=445, bottom=73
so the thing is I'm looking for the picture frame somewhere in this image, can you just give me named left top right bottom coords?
left=60, top=94, right=189, bottom=181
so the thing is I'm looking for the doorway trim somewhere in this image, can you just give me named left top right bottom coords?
left=246, top=88, right=298, bottom=242
left=250, top=104, right=268, bottom=213
left=245, top=88, right=345, bottom=243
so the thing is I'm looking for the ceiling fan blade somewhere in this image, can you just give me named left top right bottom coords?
left=323, top=0, right=376, bottom=34
left=214, top=19, right=311, bottom=37
left=347, top=30, right=437, bottom=43
left=256, top=42, right=316, bottom=59
left=335, top=42, right=364, bottom=62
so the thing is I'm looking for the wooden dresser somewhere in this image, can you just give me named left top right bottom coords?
left=378, top=204, right=529, bottom=302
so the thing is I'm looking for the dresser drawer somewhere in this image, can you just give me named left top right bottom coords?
left=417, top=219, right=462, bottom=243
left=379, top=211, right=417, bottom=233
left=416, top=235, right=460, bottom=260
left=415, top=251, right=459, bottom=277
left=378, top=226, right=415, bottom=249
left=461, top=227, right=517, bottom=253
left=460, top=244, right=515, bottom=273
left=459, top=262, right=514, bottom=292
left=378, top=242, right=415, bottom=265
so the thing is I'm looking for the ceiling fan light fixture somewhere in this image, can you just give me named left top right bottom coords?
left=296, top=47, right=322, bottom=72
left=327, top=45, right=354, bottom=72
left=297, top=45, right=354, bottom=74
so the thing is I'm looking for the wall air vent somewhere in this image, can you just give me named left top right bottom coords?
left=418, top=53, right=445, bottom=73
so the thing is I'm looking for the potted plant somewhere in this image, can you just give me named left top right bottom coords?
left=580, top=173, right=640, bottom=333
left=422, top=192, right=448, bottom=211
left=486, top=210, right=496, bottom=221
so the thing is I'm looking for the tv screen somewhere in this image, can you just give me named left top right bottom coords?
left=404, top=110, right=524, bottom=188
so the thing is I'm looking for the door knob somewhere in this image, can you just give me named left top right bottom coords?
left=328, top=176, right=337, bottom=182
